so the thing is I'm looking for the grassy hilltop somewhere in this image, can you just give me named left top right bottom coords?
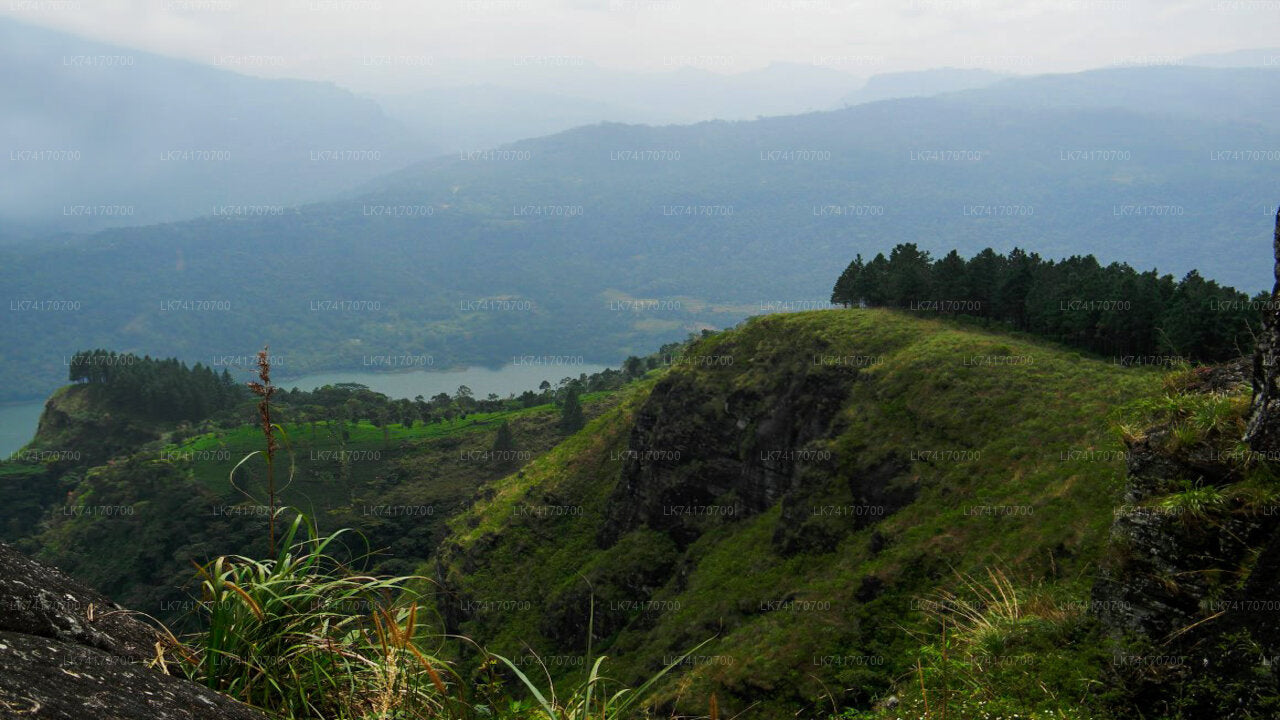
left=428, top=307, right=1171, bottom=717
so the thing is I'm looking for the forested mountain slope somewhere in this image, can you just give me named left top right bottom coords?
left=5, top=65, right=1276, bottom=400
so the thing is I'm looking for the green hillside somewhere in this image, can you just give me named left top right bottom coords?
left=428, top=308, right=1168, bottom=717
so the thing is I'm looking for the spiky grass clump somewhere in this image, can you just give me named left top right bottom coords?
left=487, top=592, right=713, bottom=719
left=885, top=567, right=1104, bottom=719
left=1155, top=484, right=1227, bottom=525
left=181, top=513, right=457, bottom=719
left=1117, top=390, right=1250, bottom=456
left=924, top=568, right=1031, bottom=659
left=183, top=347, right=458, bottom=719
left=492, top=640, right=712, bottom=720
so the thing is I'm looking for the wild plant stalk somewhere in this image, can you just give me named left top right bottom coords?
left=204, top=343, right=702, bottom=718
left=186, top=352, right=466, bottom=718
left=247, top=346, right=278, bottom=554
left=940, top=617, right=948, bottom=720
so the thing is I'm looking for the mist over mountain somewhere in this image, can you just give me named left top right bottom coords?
left=838, top=67, right=1009, bottom=105
left=0, top=17, right=1019, bottom=235
left=1, top=62, right=1274, bottom=401
left=373, top=61, right=864, bottom=151
left=375, top=84, right=640, bottom=154
left=375, top=65, right=1022, bottom=153
left=0, top=17, right=435, bottom=235
left=359, top=63, right=1280, bottom=298
left=1182, top=46, right=1280, bottom=68
left=948, top=65, right=1280, bottom=125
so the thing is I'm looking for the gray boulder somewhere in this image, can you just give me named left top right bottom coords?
left=0, top=543, right=265, bottom=719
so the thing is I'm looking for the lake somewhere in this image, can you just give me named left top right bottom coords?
left=276, top=362, right=613, bottom=400
left=0, top=362, right=613, bottom=459
left=0, top=401, right=46, bottom=459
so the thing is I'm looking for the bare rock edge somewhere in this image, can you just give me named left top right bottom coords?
left=0, top=543, right=264, bottom=719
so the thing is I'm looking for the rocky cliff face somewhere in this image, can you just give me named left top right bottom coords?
left=1092, top=209, right=1280, bottom=716
left=496, top=325, right=925, bottom=657
left=599, top=341, right=916, bottom=555
left=1093, top=427, right=1267, bottom=638
left=0, top=542, right=265, bottom=719
left=439, top=321, right=925, bottom=663
left=1092, top=399, right=1280, bottom=716
left=29, top=384, right=160, bottom=467
left=1246, top=207, right=1280, bottom=452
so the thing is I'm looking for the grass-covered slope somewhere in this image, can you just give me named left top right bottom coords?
left=430, top=308, right=1167, bottom=717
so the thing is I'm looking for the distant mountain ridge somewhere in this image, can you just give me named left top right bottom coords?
left=1182, top=47, right=1280, bottom=68
left=371, top=60, right=864, bottom=152
left=0, top=17, right=435, bottom=234
left=839, top=67, right=1010, bottom=105
left=1, top=63, right=1276, bottom=401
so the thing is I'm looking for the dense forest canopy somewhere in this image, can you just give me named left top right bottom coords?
left=831, top=244, right=1262, bottom=361
left=68, top=349, right=246, bottom=422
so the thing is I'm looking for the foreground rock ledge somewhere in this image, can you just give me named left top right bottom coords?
left=0, top=543, right=264, bottom=719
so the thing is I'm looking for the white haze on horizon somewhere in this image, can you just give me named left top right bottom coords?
left=1, top=0, right=1277, bottom=94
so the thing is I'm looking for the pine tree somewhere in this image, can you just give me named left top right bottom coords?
left=854, top=253, right=891, bottom=306
left=831, top=254, right=864, bottom=307
left=994, top=247, right=1036, bottom=329
left=931, top=250, right=969, bottom=312
left=886, top=243, right=934, bottom=306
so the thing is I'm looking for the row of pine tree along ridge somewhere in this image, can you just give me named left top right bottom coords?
left=832, top=244, right=1259, bottom=361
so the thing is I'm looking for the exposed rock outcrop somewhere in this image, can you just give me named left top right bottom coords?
left=29, top=384, right=159, bottom=468
left=600, top=351, right=915, bottom=552
left=1245, top=207, right=1280, bottom=452
left=1092, top=207, right=1280, bottom=716
left=1091, top=428, right=1262, bottom=639
left=0, top=543, right=265, bottom=719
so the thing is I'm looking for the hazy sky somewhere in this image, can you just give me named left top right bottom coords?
left=4, top=0, right=1278, bottom=92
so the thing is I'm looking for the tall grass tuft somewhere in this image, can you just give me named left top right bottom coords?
left=897, top=566, right=1091, bottom=718
left=1157, top=483, right=1226, bottom=525
left=925, top=567, right=1025, bottom=653
left=181, top=513, right=461, bottom=718
left=491, top=648, right=705, bottom=720
left=489, top=593, right=711, bottom=719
